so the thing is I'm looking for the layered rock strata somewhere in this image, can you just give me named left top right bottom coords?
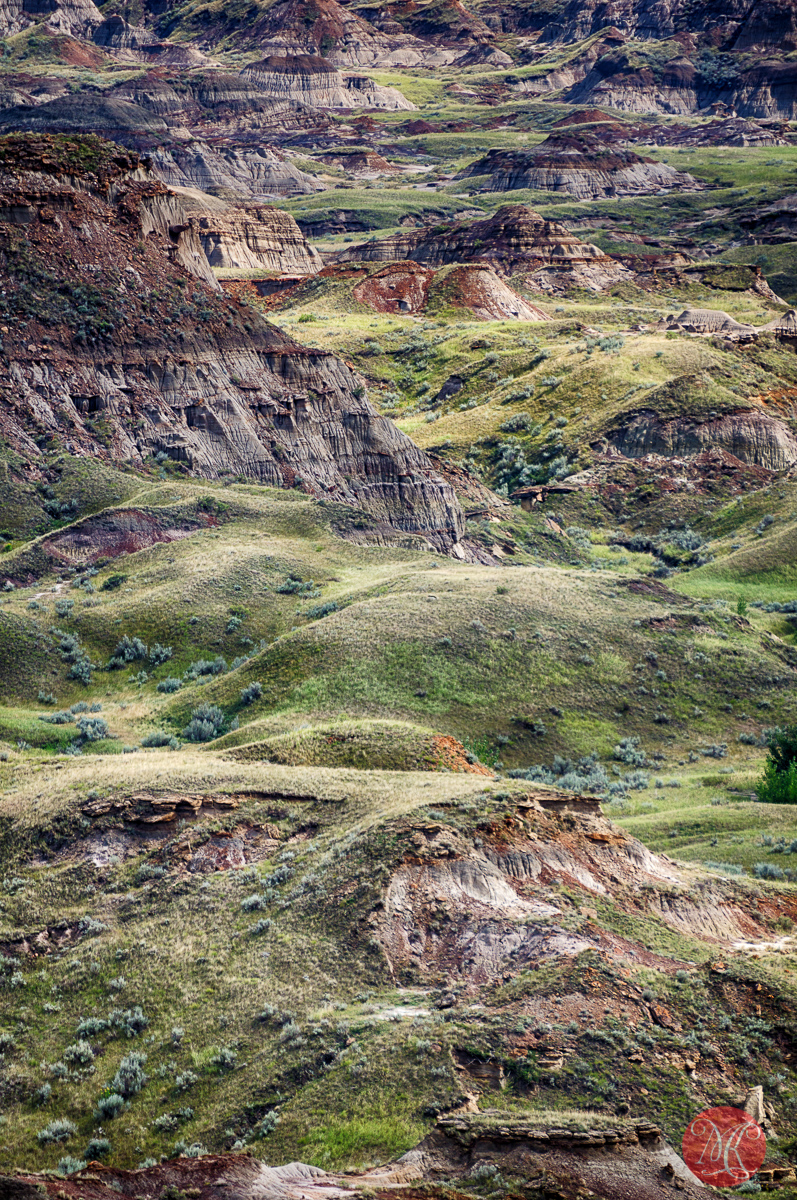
left=607, top=410, right=797, bottom=470
left=150, top=144, right=325, bottom=198
left=0, top=0, right=101, bottom=38
left=351, top=261, right=550, bottom=319
left=0, top=70, right=326, bottom=153
left=458, top=135, right=702, bottom=199
left=0, top=134, right=463, bottom=549
left=335, top=204, right=629, bottom=291
left=183, top=0, right=506, bottom=68
left=242, top=56, right=415, bottom=110
left=177, top=191, right=322, bottom=273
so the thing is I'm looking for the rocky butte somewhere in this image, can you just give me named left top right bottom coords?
left=0, top=133, right=463, bottom=550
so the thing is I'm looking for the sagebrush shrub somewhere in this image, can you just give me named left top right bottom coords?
left=93, top=1093, right=125, bottom=1121
left=110, top=1051, right=147, bottom=1097
left=85, top=1136, right=111, bottom=1159
left=37, top=1118, right=77, bottom=1144
left=157, top=678, right=181, bottom=694
left=183, top=704, right=224, bottom=742
left=63, top=1040, right=94, bottom=1065
left=76, top=716, right=108, bottom=742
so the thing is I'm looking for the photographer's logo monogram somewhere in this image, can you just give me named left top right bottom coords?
left=682, top=1107, right=766, bottom=1187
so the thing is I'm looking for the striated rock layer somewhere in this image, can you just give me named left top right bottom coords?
left=176, top=192, right=322, bottom=273
left=608, top=409, right=797, bottom=471
left=0, top=0, right=102, bottom=37
left=351, top=261, right=550, bottom=320
left=458, top=135, right=703, bottom=199
left=0, top=134, right=463, bottom=549
left=242, top=55, right=415, bottom=110
left=150, top=144, right=325, bottom=199
left=335, top=204, right=629, bottom=291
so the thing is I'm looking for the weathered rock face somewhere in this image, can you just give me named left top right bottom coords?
left=518, top=0, right=784, bottom=45
left=664, top=308, right=756, bottom=335
left=352, top=261, right=551, bottom=320
left=242, top=55, right=415, bottom=110
left=559, top=43, right=797, bottom=118
left=92, top=14, right=159, bottom=48
left=155, top=0, right=505, bottom=67
left=335, top=204, right=630, bottom=291
left=0, top=134, right=464, bottom=548
left=608, top=409, right=797, bottom=470
left=0, top=0, right=102, bottom=38
left=458, top=135, right=703, bottom=199
left=318, top=148, right=397, bottom=175
left=0, top=69, right=327, bottom=147
left=150, top=144, right=325, bottom=199
left=204, top=0, right=459, bottom=67
left=178, top=193, right=322, bottom=273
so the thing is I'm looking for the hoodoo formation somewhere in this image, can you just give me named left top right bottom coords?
left=2, top=0, right=797, bottom=1193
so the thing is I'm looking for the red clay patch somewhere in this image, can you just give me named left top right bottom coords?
left=428, top=735, right=492, bottom=774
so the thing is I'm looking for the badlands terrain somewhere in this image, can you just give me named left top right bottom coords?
left=1, top=0, right=797, bottom=1196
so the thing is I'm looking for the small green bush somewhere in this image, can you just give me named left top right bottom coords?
left=157, top=677, right=181, bottom=694
left=757, top=760, right=797, bottom=804
left=141, top=731, right=173, bottom=748
left=110, top=1051, right=147, bottom=1097
left=85, top=1136, right=111, bottom=1160
left=37, top=1118, right=77, bottom=1144
left=183, top=704, right=225, bottom=742
left=100, top=574, right=127, bottom=591
left=93, top=1093, right=125, bottom=1121
left=63, top=1040, right=95, bottom=1065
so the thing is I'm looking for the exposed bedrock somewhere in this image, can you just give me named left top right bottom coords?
left=458, top=136, right=703, bottom=198
left=335, top=204, right=630, bottom=291
left=149, top=144, right=325, bottom=199
left=242, top=55, right=415, bottom=110
left=176, top=194, right=323, bottom=272
left=607, top=409, right=797, bottom=470
left=0, top=0, right=102, bottom=37
left=0, top=135, right=463, bottom=548
left=351, top=261, right=551, bottom=320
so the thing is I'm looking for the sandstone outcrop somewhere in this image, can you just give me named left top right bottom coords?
left=242, top=55, right=415, bottom=110
left=742, top=192, right=797, bottom=243
left=162, top=0, right=506, bottom=68
left=665, top=308, right=756, bottom=336
left=458, top=134, right=703, bottom=199
left=0, top=134, right=464, bottom=549
left=1, top=1113, right=715, bottom=1200
left=562, top=45, right=797, bottom=118
left=176, top=189, right=322, bottom=273
left=352, top=261, right=550, bottom=320
left=335, top=204, right=630, bottom=291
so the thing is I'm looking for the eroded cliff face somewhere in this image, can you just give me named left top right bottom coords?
left=0, top=134, right=464, bottom=547
left=150, top=145, right=325, bottom=200
left=335, top=204, right=630, bottom=291
left=608, top=409, right=797, bottom=470
left=178, top=194, right=322, bottom=273
left=458, top=135, right=703, bottom=199
left=0, top=70, right=329, bottom=169
left=0, top=0, right=101, bottom=38
left=242, top=55, right=416, bottom=110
